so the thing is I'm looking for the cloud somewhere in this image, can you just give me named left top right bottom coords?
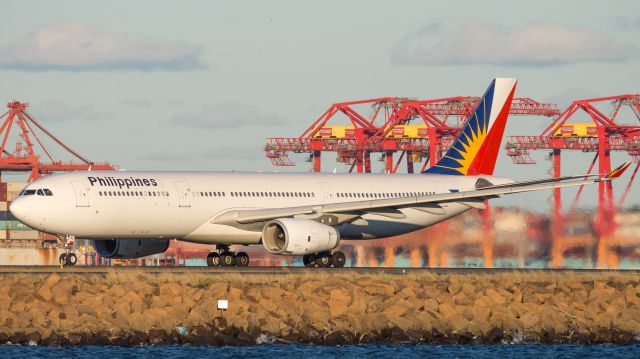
left=139, top=145, right=263, bottom=162
left=545, top=87, right=600, bottom=110
left=122, top=99, right=153, bottom=109
left=391, top=20, right=637, bottom=67
left=606, top=16, right=640, bottom=31
left=171, top=101, right=287, bottom=129
left=28, top=99, right=114, bottom=122
left=0, top=21, right=203, bottom=71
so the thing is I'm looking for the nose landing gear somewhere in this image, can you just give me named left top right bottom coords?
left=206, top=245, right=250, bottom=267
left=303, top=251, right=346, bottom=268
left=57, top=235, right=77, bottom=267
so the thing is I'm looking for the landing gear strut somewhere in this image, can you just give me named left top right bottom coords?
left=206, top=245, right=250, bottom=267
left=303, top=251, right=346, bottom=268
left=57, top=235, right=77, bottom=267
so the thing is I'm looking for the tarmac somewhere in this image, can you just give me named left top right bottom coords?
left=1, top=265, right=639, bottom=275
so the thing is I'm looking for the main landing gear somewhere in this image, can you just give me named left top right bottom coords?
left=206, top=244, right=249, bottom=267
left=303, top=251, right=346, bottom=268
left=57, top=235, right=77, bottom=267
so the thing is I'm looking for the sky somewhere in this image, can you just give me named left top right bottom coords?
left=0, top=0, right=638, bottom=212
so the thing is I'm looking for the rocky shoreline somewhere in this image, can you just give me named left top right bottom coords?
left=1, top=270, right=640, bottom=345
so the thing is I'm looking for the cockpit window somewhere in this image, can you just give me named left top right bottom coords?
left=36, top=189, right=44, bottom=196
left=43, top=189, right=53, bottom=196
left=23, top=189, right=36, bottom=196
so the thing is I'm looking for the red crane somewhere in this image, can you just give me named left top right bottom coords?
left=265, top=97, right=559, bottom=174
left=505, top=94, right=640, bottom=268
left=0, top=100, right=115, bottom=182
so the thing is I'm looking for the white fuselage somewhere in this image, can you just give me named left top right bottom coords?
left=10, top=171, right=512, bottom=244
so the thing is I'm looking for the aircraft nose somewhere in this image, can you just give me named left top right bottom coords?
left=9, top=198, right=28, bottom=223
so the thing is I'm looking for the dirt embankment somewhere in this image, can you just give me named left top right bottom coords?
left=1, top=270, right=640, bottom=345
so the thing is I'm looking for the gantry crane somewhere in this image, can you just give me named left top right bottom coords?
left=505, top=94, right=640, bottom=268
left=0, top=100, right=115, bottom=182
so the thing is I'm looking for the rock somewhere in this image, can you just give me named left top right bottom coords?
left=77, top=304, right=97, bottom=317
left=381, top=326, right=410, bottom=342
left=109, top=284, right=126, bottom=298
left=50, top=284, right=73, bottom=306
left=461, top=282, right=476, bottom=296
left=519, top=312, right=540, bottom=329
left=432, top=318, right=453, bottom=334
left=447, top=282, right=463, bottom=295
left=364, top=284, right=395, bottom=296
left=329, top=300, right=349, bottom=318
left=147, top=328, right=167, bottom=344
left=484, top=288, right=507, bottom=306
left=396, top=287, right=416, bottom=300
left=159, top=283, right=182, bottom=297
left=485, top=327, right=504, bottom=343
left=329, top=288, right=351, bottom=303
left=36, top=285, right=53, bottom=302
left=228, top=287, right=243, bottom=300
left=236, top=329, right=256, bottom=344
left=44, top=274, right=61, bottom=288
left=323, top=331, right=348, bottom=345
left=438, top=302, right=457, bottom=319
left=383, top=298, right=414, bottom=318
left=359, top=330, right=381, bottom=343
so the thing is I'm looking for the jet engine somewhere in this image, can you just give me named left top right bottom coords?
left=262, top=218, right=340, bottom=255
left=92, top=239, right=170, bottom=259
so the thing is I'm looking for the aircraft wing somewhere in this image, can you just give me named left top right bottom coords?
left=213, top=162, right=632, bottom=226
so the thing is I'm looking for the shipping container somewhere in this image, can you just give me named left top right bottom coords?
left=0, top=211, right=16, bottom=221
left=0, top=220, right=33, bottom=230
left=7, top=183, right=27, bottom=192
left=313, top=126, right=356, bottom=139
left=553, top=123, right=597, bottom=137
left=6, top=191, right=20, bottom=202
left=8, top=230, right=40, bottom=240
left=0, top=231, right=6, bottom=240
left=385, top=125, right=428, bottom=138
left=0, top=202, right=7, bottom=211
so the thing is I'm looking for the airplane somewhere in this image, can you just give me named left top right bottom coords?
left=9, top=78, right=631, bottom=267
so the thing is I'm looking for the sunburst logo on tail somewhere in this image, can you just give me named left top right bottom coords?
left=424, top=78, right=517, bottom=176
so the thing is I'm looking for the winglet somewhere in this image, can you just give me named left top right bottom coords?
left=603, top=161, right=632, bottom=180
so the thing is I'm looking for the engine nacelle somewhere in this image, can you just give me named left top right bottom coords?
left=92, top=239, right=170, bottom=259
left=262, top=218, right=340, bottom=255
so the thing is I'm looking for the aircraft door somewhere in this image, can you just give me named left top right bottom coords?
left=318, top=182, right=334, bottom=203
left=173, top=179, right=191, bottom=208
left=71, top=181, right=90, bottom=207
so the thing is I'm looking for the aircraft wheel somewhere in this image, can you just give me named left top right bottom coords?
left=235, top=252, right=249, bottom=267
left=302, top=254, right=312, bottom=267
left=331, top=251, right=346, bottom=268
left=221, top=252, right=235, bottom=266
left=316, top=252, right=332, bottom=268
left=59, top=253, right=67, bottom=266
left=65, top=253, right=77, bottom=266
left=207, top=252, right=220, bottom=266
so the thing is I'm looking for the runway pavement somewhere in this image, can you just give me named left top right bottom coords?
left=0, top=265, right=639, bottom=275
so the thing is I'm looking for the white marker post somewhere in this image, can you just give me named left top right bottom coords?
left=217, top=299, right=228, bottom=318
